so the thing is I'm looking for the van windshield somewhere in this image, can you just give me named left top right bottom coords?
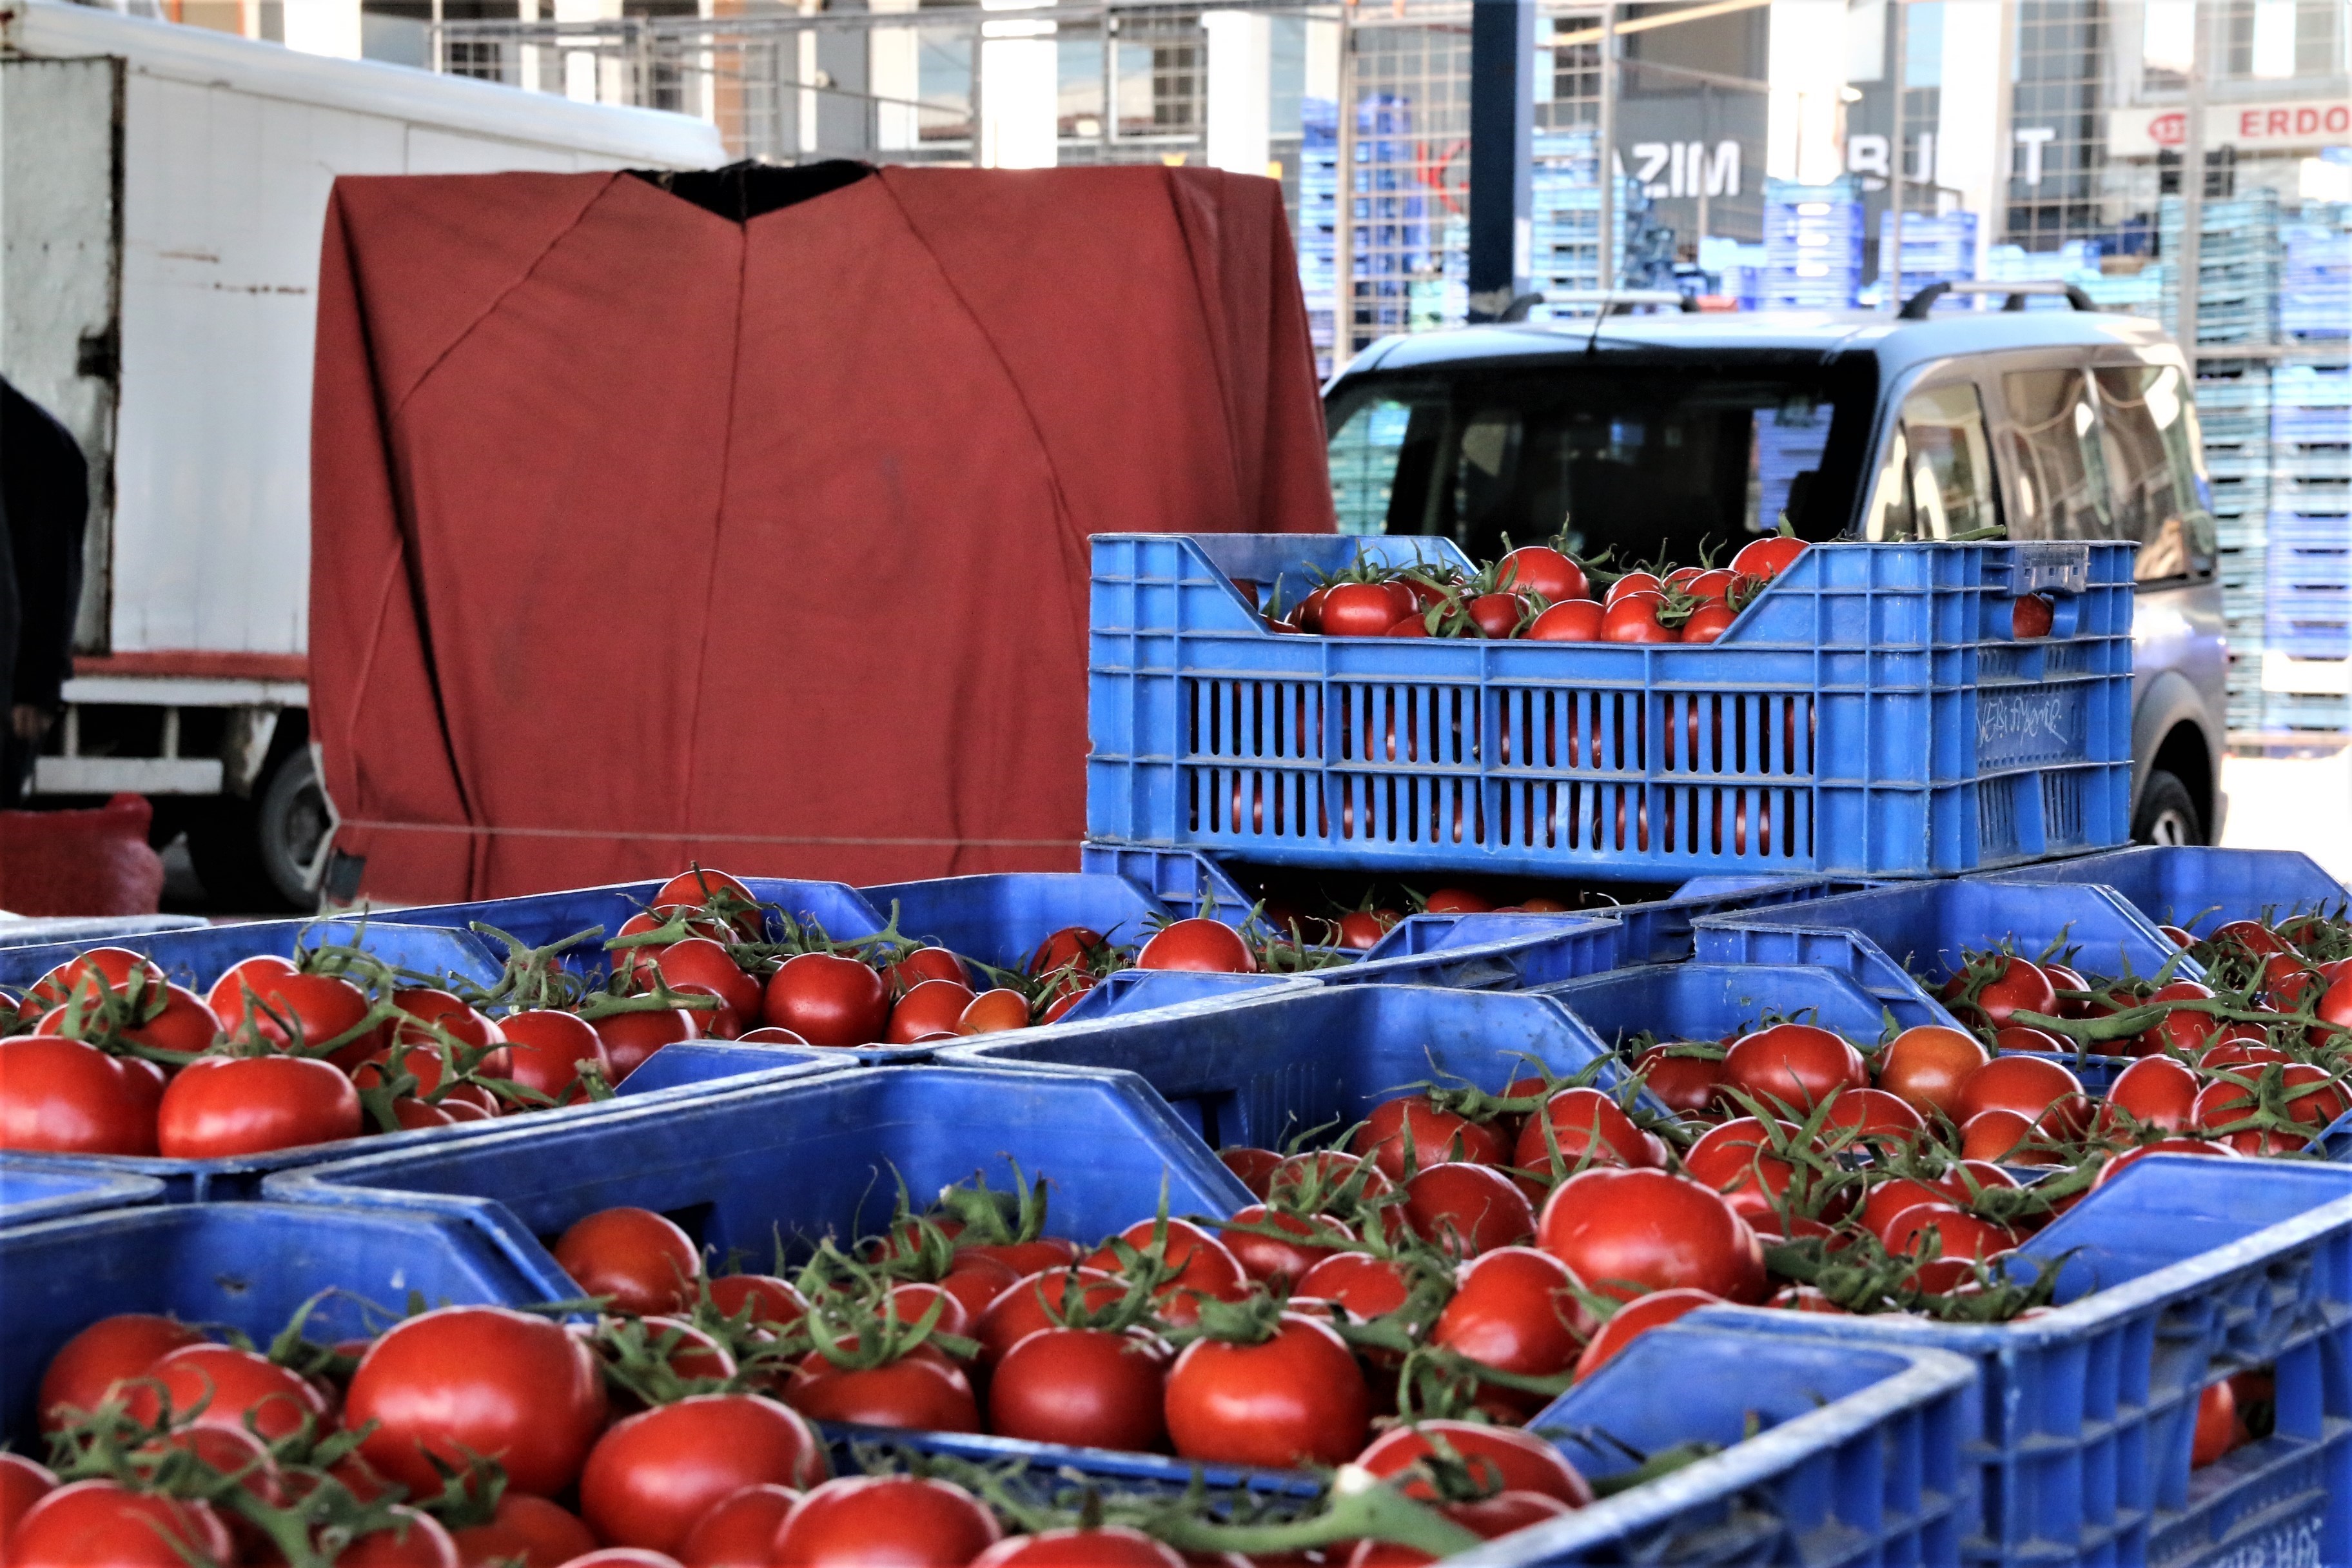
left=1324, top=355, right=1877, bottom=567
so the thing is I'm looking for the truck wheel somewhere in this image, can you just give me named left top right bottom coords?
left=2131, top=769, right=2203, bottom=847
left=187, top=747, right=329, bottom=912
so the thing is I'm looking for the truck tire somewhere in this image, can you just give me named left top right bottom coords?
left=186, top=747, right=329, bottom=912
left=2131, top=768, right=2204, bottom=847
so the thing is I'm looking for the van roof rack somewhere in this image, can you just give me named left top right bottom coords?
left=1899, top=279, right=2098, bottom=319
left=1500, top=288, right=1695, bottom=324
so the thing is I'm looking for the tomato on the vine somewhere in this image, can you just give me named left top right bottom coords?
left=1164, top=1313, right=1369, bottom=1467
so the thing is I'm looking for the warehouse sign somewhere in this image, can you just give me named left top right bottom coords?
left=2108, top=100, right=2352, bottom=157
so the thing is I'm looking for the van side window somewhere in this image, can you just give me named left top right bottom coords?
left=1327, top=397, right=1421, bottom=535
left=1864, top=383, right=1997, bottom=540
left=2095, top=364, right=2216, bottom=583
left=2001, top=369, right=2112, bottom=541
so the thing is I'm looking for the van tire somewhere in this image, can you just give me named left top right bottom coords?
left=186, top=747, right=328, bottom=912
left=2131, top=769, right=2204, bottom=847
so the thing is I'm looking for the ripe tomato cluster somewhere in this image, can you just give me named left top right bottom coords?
left=1260, top=536, right=1805, bottom=647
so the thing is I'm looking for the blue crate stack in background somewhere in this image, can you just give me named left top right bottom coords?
left=1761, top=176, right=1863, bottom=309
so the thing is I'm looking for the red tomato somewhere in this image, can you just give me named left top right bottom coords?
left=1632, top=1046, right=1727, bottom=1114
left=122, top=1342, right=328, bottom=1441
left=348, top=1306, right=609, bottom=1498
left=1681, top=567, right=1738, bottom=604
left=1023, top=929, right=1100, bottom=979
left=1081, top=1220, right=1246, bottom=1324
left=1422, top=888, right=1491, bottom=914
left=1354, top=1419, right=1592, bottom=1505
left=1164, top=1315, right=1369, bottom=1466
left=783, top=1343, right=980, bottom=1432
left=494, top=1010, right=614, bottom=1104
left=1601, top=593, right=1674, bottom=643
left=1942, top=957, right=2057, bottom=1028
left=1723, top=1023, right=1867, bottom=1113
left=1220, top=1146, right=1281, bottom=1197
left=988, top=1325, right=1171, bottom=1451
left=2102, top=1055, right=2202, bottom=1135
left=761, top=953, right=890, bottom=1047
left=970, top=1527, right=1186, bottom=1567
left=653, top=939, right=765, bottom=1032
left=1353, top=1096, right=1508, bottom=1179
left=674, top=1484, right=796, bottom=1568
left=974, top=1269, right=1126, bottom=1365
left=2127, top=980, right=2223, bottom=1056
left=2196, top=1064, right=2350, bottom=1153
left=2095, top=1137, right=2238, bottom=1186
left=1526, top=599, right=1604, bottom=641
left=578, top=1394, right=825, bottom=1554
left=1730, top=536, right=1805, bottom=580
left=1464, top=593, right=1528, bottom=638
left=1681, top=1117, right=1803, bottom=1224
left=1873, top=1026, right=1988, bottom=1119
left=1497, top=547, right=1587, bottom=603
left=886, top=979, right=978, bottom=1044
left=554, top=1207, right=701, bottom=1315
left=654, top=868, right=765, bottom=932
left=450, top=1492, right=598, bottom=1568
left=1880, top=1203, right=2021, bottom=1265
left=1320, top=582, right=1404, bottom=637
left=117, top=985, right=220, bottom=1056
left=1679, top=603, right=1739, bottom=643
left=1404, top=1162, right=1536, bottom=1255
left=2191, top=1380, right=2240, bottom=1467
left=1823, top=1087, right=1926, bottom=1144
left=37, top=1314, right=205, bottom=1431
left=2010, top=594, right=2055, bottom=638
left=340, top=1507, right=461, bottom=1567
left=227, top=970, right=381, bottom=1065
left=1217, top=1206, right=1345, bottom=1288
left=8, top=1481, right=231, bottom=1568
left=1574, top=1286, right=1720, bottom=1381
left=201, top=954, right=297, bottom=1024
left=1605, top=572, right=1665, bottom=604
left=30, top=948, right=168, bottom=1013
left=1297, top=1253, right=1414, bottom=1323
left=593, top=1006, right=702, bottom=1082
left=771, top=1476, right=1001, bottom=1567
left=155, top=1053, right=361, bottom=1159
left=0, top=1036, right=158, bottom=1155
left=1386, top=613, right=1431, bottom=636
left=1513, top=1086, right=1667, bottom=1173
left=1955, top=1054, right=2087, bottom=1130
left=1536, top=1167, right=1767, bottom=1304
left=1957, top=1108, right=2044, bottom=1163
left=0, top=1454, right=55, bottom=1549
left=1135, top=919, right=1255, bottom=974
left=1430, top=1247, right=1593, bottom=1402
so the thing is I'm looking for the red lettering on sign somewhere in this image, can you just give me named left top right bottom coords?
left=2242, top=110, right=2264, bottom=137
left=2267, top=108, right=2289, bottom=135
left=2151, top=111, right=2188, bottom=146
left=2297, top=108, right=2319, bottom=134
left=2329, top=106, right=2350, bottom=134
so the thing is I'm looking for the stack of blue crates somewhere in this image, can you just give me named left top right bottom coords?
left=1296, top=96, right=1338, bottom=375
left=2282, top=219, right=2350, bottom=342
left=2203, top=361, right=2274, bottom=730
left=1762, top=176, right=1863, bottom=309
left=2160, top=191, right=2282, bottom=346
left=1526, top=129, right=1628, bottom=302
left=1876, top=210, right=1977, bottom=305
left=1348, top=93, right=1431, bottom=344
left=2265, top=360, right=2352, bottom=729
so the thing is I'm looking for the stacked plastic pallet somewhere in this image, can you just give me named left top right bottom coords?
left=1761, top=176, right=1863, bottom=309
left=2159, top=191, right=2282, bottom=346
left=2282, top=214, right=2349, bottom=342
left=2264, top=360, right=2352, bottom=730
left=2197, top=360, right=2273, bottom=729
left=1526, top=129, right=1629, bottom=305
left=1295, top=97, right=1339, bottom=375
left=1876, top=211, right=1976, bottom=306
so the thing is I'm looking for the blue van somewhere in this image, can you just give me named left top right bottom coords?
left=1322, top=291, right=2229, bottom=845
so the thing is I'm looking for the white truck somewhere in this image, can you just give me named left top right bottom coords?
left=0, top=0, right=721, bottom=907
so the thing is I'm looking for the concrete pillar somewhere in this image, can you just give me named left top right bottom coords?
left=872, top=0, right=921, bottom=152
left=1937, top=0, right=2008, bottom=273
left=1203, top=10, right=1272, bottom=177
left=282, top=0, right=362, bottom=58
left=1767, top=0, right=1848, bottom=184
left=979, top=0, right=1057, bottom=168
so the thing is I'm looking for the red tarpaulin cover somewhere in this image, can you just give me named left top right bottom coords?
left=309, top=165, right=1335, bottom=903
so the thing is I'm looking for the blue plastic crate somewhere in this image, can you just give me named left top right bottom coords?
left=1077, top=843, right=1262, bottom=926
left=857, top=872, right=1170, bottom=973
left=1981, top=845, right=2346, bottom=935
left=268, top=1065, right=1251, bottom=1289
left=1088, top=534, right=2137, bottom=882
left=0, top=918, right=505, bottom=995
left=0, top=914, right=208, bottom=952
left=386, top=876, right=885, bottom=965
left=1698, top=1154, right=2352, bottom=1568
left=3, top=1046, right=846, bottom=1203
left=941, top=983, right=1634, bottom=1152
left=1535, top=961, right=1950, bottom=1055
left=0, top=1202, right=565, bottom=1447
left=0, top=1157, right=162, bottom=1226
left=1453, top=1323, right=1973, bottom=1566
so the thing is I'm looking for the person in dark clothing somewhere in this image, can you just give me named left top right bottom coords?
left=0, top=378, right=90, bottom=805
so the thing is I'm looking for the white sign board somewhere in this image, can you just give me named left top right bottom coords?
left=2109, top=100, right=2352, bottom=157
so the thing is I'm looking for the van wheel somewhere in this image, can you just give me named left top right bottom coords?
left=2132, top=769, right=2204, bottom=847
left=186, top=748, right=328, bottom=912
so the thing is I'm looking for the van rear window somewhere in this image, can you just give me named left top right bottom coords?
left=1324, top=357, right=1874, bottom=567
